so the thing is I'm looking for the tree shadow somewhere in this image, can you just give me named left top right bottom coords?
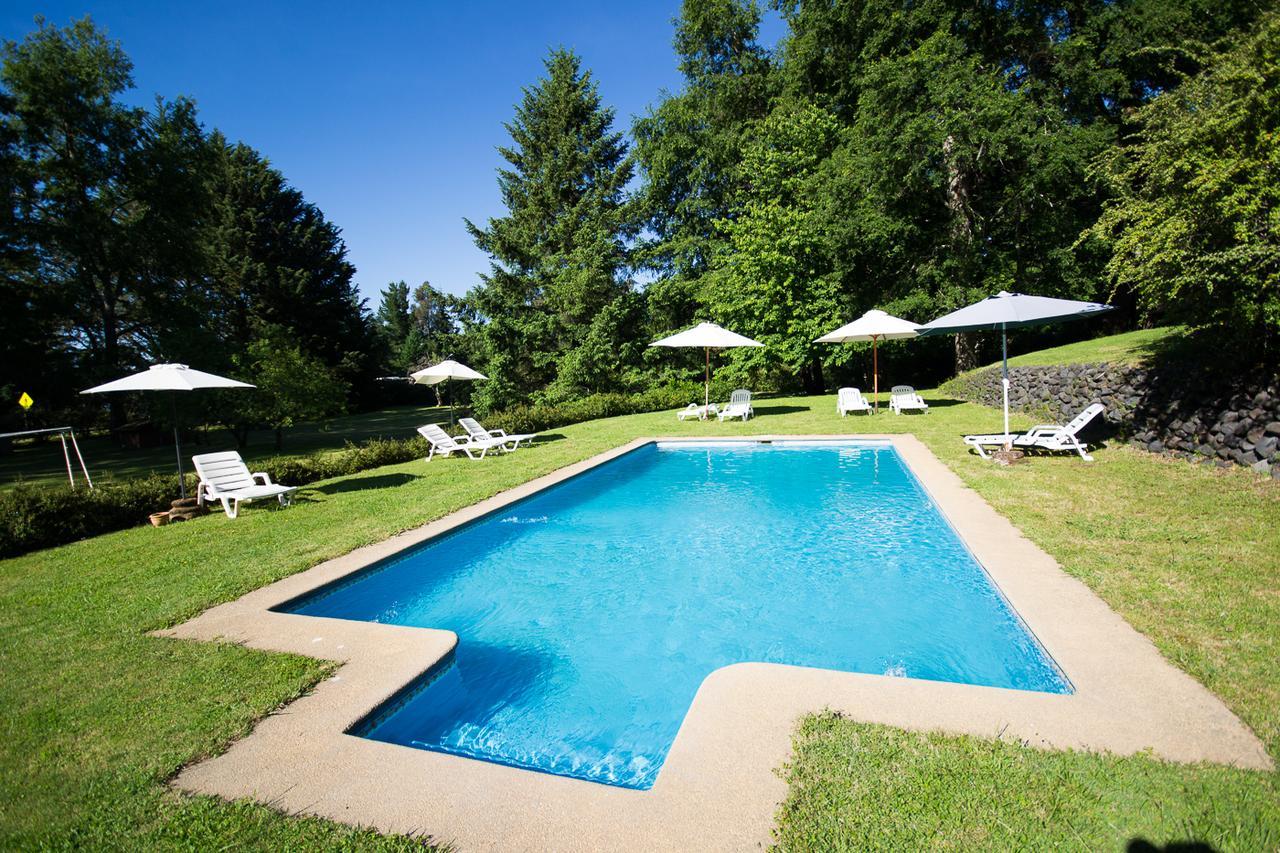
left=1127, top=839, right=1216, bottom=853
left=918, top=396, right=965, bottom=408
left=1129, top=326, right=1275, bottom=441
left=312, top=472, right=419, bottom=494
left=752, top=405, right=810, bottom=416
left=528, top=433, right=566, bottom=443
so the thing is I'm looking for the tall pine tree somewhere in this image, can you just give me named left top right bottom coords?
left=466, top=49, right=634, bottom=411
left=203, top=135, right=380, bottom=403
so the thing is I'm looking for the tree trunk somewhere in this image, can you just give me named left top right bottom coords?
left=101, top=302, right=126, bottom=430
left=274, top=427, right=284, bottom=451
left=231, top=426, right=249, bottom=449
left=942, top=134, right=973, bottom=243
left=943, top=134, right=981, bottom=376
left=801, top=356, right=825, bottom=395
left=954, top=333, right=981, bottom=374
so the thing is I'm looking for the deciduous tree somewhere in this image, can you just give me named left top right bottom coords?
left=1088, top=12, right=1280, bottom=352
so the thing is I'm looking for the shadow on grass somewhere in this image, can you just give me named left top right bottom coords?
left=917, top=396, right=966, bottom=408
left=752, top=405, right=810, bottom=416
left=312, top=472, right=420, bottom=495
left=1127, top=839, right=1215, bottom=853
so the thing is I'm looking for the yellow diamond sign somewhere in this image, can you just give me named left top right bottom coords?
left=18, top=392, right=33, bottom=410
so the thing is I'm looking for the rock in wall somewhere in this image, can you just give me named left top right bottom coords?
left=949, top=363, right=1280, bottom=477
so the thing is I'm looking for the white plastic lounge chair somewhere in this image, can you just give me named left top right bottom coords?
left=964, top=403, right=1105, bottom=462
left=457, top=417, right=537, bottom=451
left=677, top=403, right=719, bottom=421
left=717, top=389, right=754, bottom=422
left=888, top=385, right=929, bottom=415
left=417, top=423, right=506, bottom=460
left=837, top=387, right=872, bottom=416
left=192, top=451, right=297, bottom=519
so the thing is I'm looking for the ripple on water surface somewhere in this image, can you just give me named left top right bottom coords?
left=288, top=442, right=1069, bottom=789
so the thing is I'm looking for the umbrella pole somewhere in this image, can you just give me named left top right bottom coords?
left=1002, top=324, right=1011, bottom=445
left=448, top=378, right=454, bottom=427
left=704, top=347, right=710, bottom=410
left=872, top=335, right=879, bottom=413
left=171, top=393, right=186, bottom=499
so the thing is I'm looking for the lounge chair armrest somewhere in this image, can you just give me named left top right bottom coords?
left=251, top=471, right=274, bottom=486
left=487, top=429, right=508, bottom=437
left=1025, top=425, right=1063, bottom=437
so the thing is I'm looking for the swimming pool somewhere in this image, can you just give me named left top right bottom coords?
left=284, top=440, right=1069, bottom=789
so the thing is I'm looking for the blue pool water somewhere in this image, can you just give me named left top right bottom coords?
left=285, top=441, right=1069, bottom=789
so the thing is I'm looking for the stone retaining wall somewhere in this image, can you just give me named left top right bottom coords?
left=951, top=363, right=1280, bottom=477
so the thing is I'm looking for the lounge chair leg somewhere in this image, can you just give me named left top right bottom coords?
left=220, top=497, right=237, bottom=519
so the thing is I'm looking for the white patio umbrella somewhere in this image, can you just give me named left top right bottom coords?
left=82, top=363, right=255, bottom=497
left=411, top=359, right=487, bottom=426
left=816, top=310, right=920, bottom=412
left=649, top=322, right=764, bottom=410
left=917, top=291, right=1113, bottom=443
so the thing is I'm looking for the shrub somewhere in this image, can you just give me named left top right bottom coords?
left=0, top=436, right=430, bottom=558
left=483, top=384, right=713, bottom=434
left=0, top=474, right=178, bottom=558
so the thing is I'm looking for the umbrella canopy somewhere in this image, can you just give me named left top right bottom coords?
left=82, top=364, right=255, bottom=497
left=650, top=322, right=764, bottom=410
left=815, top=310, right=920, bottom=343
left=816, top=310, right=920, bottom=412
left=650, top=322, right=764, bottom=350
left=918, top=291, right=1113, bottom=442
left=916, top=291, right=1113, bottom=334
left=81, top=363, right=255, bottom=393
left=410, top=359, right=488, bottom=385
left=410, top=359, right=487, bottom=425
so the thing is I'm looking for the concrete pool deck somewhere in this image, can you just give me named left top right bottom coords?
left=159, top=435, right=1272, bottom=851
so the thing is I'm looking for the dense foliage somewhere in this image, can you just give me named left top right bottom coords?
left=461, top=0, right=1272, bottom=407
left=2, top=3, right=1275, bottom=445
left=1088, top=11, right=1280, bottom=351
left=0, top=19, right=375, bottom=436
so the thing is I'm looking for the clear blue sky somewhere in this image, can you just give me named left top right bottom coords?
left=2, top=1, right=783, bottom=305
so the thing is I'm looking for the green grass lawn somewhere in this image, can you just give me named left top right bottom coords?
left=1, top=395, right=1276, bottom=849
left=998, top=326, right=1181, bottom=368
left=0, top=403, right=452, bottom=490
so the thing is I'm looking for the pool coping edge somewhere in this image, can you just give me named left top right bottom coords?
left=155, top=434, right=1273, bottom=852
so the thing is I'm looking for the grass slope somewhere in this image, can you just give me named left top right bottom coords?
left=1000, top=326, right=1181, bottom=368
left=0, top=395, right=1275, bottom=849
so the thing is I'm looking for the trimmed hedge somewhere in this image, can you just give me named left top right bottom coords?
left=254, top=437, right=427, bottom=486
left=484, top=384, right=714, bottom=435
left=0, top=474, right=183, bottom=558
left=0, top=436, right=428, bottom=558
left=1, top=384, right=717, bottom=558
